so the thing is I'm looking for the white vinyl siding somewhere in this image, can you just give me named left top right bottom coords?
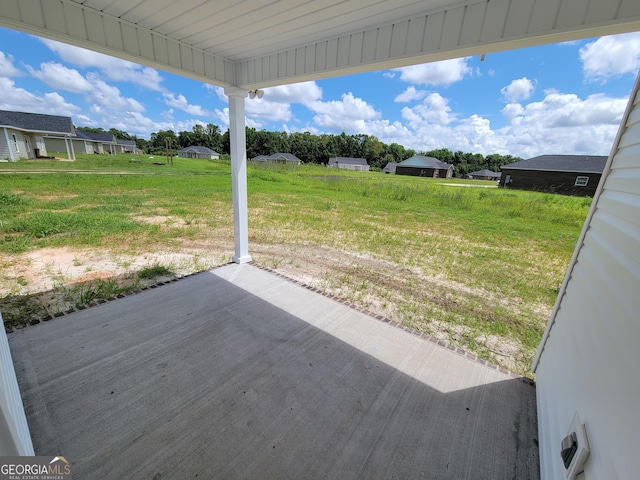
left=0, top=312, right=34, bottom=455
left=534, top=74, right=640, bottom=479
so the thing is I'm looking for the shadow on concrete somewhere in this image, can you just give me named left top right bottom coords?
left=8, top=265, right=539, bottom=479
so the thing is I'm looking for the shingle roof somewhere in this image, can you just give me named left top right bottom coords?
left=383, top=162, right=398, bottom=171
left=76, top=130, right=115, bottom=142
left=500, top=155, right=608, bottom=173
left=398, top=156, right=451, bottom=169
left=178, top=145, right=219, bottom=154
left=468, top=169, right=500, bottom=176
left=270, top=152, right=300, bottom=161
left=0, top=109, right=74, bottom=134
left=328, top=157, right=368, bottom=165
left=116, top=139, right=136, bottom=146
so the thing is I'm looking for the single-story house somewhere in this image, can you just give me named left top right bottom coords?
left=499, top=154, right=607, bottom=196
left=395, top=156, right=453, bottom=178
left=73, top=130, right=117, bottom=154
left=466, top=169, right=500, bottom=181
left=178, top=146, right=220, bottom=160
left=115, top=139, right=141, bottom=154
left=383, top=162, right=397, bottom=174
left=252, top=152, right=301, bottom=165
left=327, top=157, right=370, bottom=171
left=0, top=109, right=76, bottom=161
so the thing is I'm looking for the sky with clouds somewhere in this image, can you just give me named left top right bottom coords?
left=0, top=26, right=639, bottom=158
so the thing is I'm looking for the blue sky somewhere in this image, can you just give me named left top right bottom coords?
left=0, top=26, right=639, bottom=158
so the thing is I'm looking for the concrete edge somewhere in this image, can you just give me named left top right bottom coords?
left=4, top=261, right=535, bottom=386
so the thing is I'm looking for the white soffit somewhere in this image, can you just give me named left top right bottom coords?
left=0, top=0, right=639, bottom=88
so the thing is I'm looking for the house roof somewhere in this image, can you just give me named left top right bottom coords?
left=0, top=109, right=74, bottom=135
left=468, top=169, right=500, bottom=177
left=398, top=156, right=451, bottom=169
left=383, top=162, right=398, bottom=170
left=76, top=130, right=115, bottom=142
left=500, top=155, right=608, bottom=174
left=179, top=145, right=219, bottom=154
left=116, top=139, right=136, bottom=146
left=270, top=152, right=300, bottom=161
left=329, top=157, right=368, bottom=165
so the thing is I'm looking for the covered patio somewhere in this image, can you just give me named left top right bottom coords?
left=9, top=263, right=538, bottom=479
left=1, top=1, right=640, bottom=478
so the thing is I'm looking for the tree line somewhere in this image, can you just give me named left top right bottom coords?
left=78, top=125, right=521, bottom=176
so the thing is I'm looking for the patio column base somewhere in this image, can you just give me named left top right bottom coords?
left=232, top=255, right=253, bottom=264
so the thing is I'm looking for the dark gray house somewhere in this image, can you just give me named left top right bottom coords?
left=466, top=169, right=500, bottom=181
left=499, top=154, right=608, bottom=196
left=395, top=156, right=453, bottom=178
left=327, top=157, right=370, bottom=171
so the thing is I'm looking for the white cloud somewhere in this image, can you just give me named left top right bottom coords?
left=41, top=38, right=165, bottom=91
left=308, top=92, right=380, bottom=133
left=496, top=91, right=626, bottom=157
left=87, top=73, right=145, bottom=113
left=401, top=93, right=456, bottom=127
left=0, top=77, right=80, bottom=116
left=163, top=93, right=209, bottom=116
left=580, top=32, right=640, bottom=82
left=0, top=51, right=20, bottom=77
left=27, top=62, right=92, bottom=93
left=394, top=86, right=427, bottom=103
left=501, top=77, right=534, bottom=103
left=263, top=81, right=322, bottom=105
left=501, top=103, right=524, bottom=122
left=245, top=98, right=292, bottom=122
left=393, top=58, right=472, bottom=86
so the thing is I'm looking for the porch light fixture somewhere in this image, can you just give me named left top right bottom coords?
left=249, top=89, right=264, bottom=99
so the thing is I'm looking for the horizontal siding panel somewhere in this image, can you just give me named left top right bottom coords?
left=611, top=142, right=640, bottom=168
left=601, top=166, right=640, bottom=194
left=536, top=73, right=640, bottom=480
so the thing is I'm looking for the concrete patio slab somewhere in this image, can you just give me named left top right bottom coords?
left=8, top=264, right=539, bottom=479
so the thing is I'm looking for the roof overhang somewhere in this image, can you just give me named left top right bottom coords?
left=1, top=125, right=73, bottom=136
left=1, top=0, right=639, bottom=90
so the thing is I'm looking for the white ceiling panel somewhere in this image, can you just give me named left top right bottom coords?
left=0, top=0, right=637, bottom=89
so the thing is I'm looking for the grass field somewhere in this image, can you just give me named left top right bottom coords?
left=0, top=153, right=591, bottom=375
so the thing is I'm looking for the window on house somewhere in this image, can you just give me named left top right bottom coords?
left=575, top=176, right=589, bottom=187
left=12, top=133, right=19, bottom=152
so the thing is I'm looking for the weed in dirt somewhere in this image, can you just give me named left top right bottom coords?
left=137, top=263, right=175, bottom=280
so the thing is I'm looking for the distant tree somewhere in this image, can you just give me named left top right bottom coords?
left=77, top=126, right=108, bottom=133
left=108, top=128, right=134, bottom=140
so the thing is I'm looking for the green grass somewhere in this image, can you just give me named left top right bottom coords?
left=0, top=154, right=591, bottom=375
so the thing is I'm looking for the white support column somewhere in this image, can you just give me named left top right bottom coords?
left=3, top=128, right=15, bottom=161
left=224, top=87, right=252, bottom=264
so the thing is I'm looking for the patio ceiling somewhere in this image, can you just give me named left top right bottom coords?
left=1, top=0, right=639, bottom=89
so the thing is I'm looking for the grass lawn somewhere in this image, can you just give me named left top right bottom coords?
left=0, top=153, right=591, bottom=375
